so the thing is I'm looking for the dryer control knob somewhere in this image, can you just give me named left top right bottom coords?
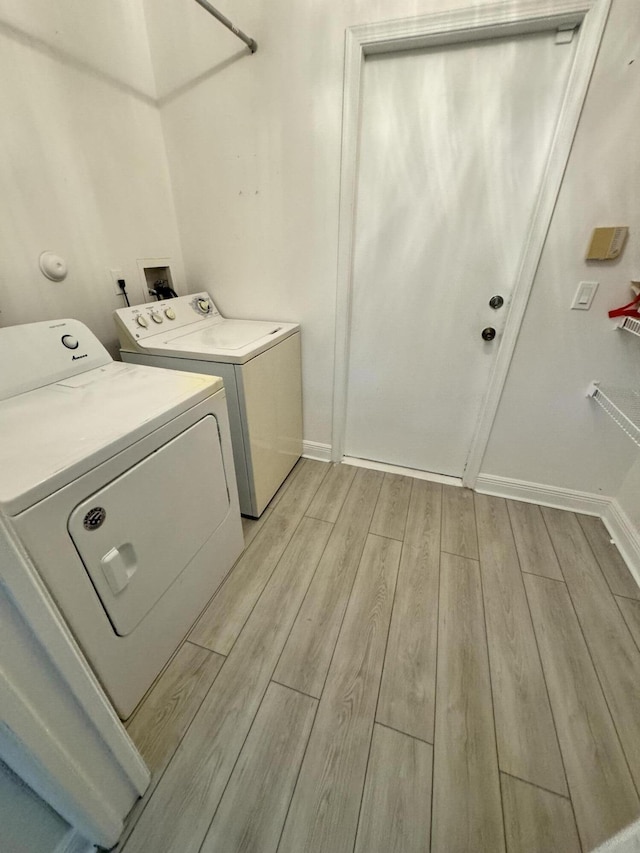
left=165, top=308, right=176, bottom=320
left=61, top=334, right=79, bottom=350
left=197, top=298, right=211, bottom=314
left=136, top=315, right=148, bottom=328
left=151, top=313, right=163, bottom=324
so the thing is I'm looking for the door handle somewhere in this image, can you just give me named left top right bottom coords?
left=101, top=544, right=138, bottom=595
left=481, top=327, right=496, bottom=341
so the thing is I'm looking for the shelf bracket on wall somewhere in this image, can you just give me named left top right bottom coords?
left=193, top=0, right=257, bottom=53
left=587, top=381, right=640, bottom=448
left=617, top=316, right=640, bottom=338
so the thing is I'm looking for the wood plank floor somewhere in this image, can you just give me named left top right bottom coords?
left=119, top=460, right=640, bottom=853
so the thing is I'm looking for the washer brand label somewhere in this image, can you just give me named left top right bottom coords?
left=72, top=353, right=88, bottom=360
left=83, top=507, right=106, bottom=530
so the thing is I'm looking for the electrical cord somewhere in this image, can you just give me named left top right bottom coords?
left=117, top=279, right=130, bottom=307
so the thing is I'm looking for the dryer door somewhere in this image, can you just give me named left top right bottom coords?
left=68, top=415, right=230, bottom=636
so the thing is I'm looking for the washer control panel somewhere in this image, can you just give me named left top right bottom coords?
left=114, top=291, right=222, bottom=344
left=193, top=296, right=213, bottom=315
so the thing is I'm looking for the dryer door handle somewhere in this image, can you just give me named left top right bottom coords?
left=101, top=545, right=137, bottom=595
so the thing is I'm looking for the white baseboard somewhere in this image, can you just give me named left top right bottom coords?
left=474, top=474, right=611, bottom=516
left=475, top=473, right=640, bottom=584
left=54, top=829, right=95, bottom=853
left=302, top=440, right=332, bottom=462
left=603, top=499, right=640, bottom=589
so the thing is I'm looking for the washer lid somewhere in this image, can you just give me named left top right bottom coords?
left=178, top=319, right=285, bottom=349
left=135, top=320, right=300, bottom=364
left=0, top=362, right=224, bottom=516
left=115, top=292, right=300, bottom=364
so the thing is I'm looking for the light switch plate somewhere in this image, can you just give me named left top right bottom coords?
left=571, top=280, right=598, bottom=310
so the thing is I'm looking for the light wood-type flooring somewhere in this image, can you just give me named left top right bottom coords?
left=118, top=459, right=640, bottom=853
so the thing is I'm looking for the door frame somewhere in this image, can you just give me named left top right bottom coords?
left=330, top=0, right=611, bottom=486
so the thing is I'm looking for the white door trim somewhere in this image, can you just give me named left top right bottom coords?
left=330, top=0, right=612, bottom=485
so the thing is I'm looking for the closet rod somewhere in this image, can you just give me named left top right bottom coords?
left=193, top=0, right=257, bottom=53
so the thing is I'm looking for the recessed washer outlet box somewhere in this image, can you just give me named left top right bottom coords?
left=137, top=258, right=178, bottom=300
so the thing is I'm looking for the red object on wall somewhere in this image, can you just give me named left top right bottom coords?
left=608, top=292, right=640, bottom=319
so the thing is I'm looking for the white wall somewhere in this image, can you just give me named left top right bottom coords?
left=143, top=0, right=639, bottom=499
left=0, top=0, right=185, bottom=356
left=143, top=0, right=358, bottom=441
left=0, top=759, right=70, bottom=853
left=482, top=0, right=640, bottom=495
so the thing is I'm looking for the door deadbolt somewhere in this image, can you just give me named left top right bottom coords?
left=482, top=327, right=496, bottom=341
left=489, top=295, right=504, bottom=309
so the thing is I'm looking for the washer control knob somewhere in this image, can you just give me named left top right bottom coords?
left=151, top=312, right=163, bottom=324
left=61, top=334, right=79, bottom=350
left=197, top=298, right=211, bottom=314
left=164, top=307, right=176, bottom=320
left=136, top=315, right=148, bottom=328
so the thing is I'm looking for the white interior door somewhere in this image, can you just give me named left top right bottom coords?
left=344, top=30, right=576, bottom=477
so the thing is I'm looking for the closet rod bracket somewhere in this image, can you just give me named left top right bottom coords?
left=193, top=0, right=257, bottom=53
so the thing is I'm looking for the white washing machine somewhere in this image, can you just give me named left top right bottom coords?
left=115, top=292, right=303, bottom=518
left=0, top=319, right=243, bottom=719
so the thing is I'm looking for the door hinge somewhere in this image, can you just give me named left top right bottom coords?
left=555, top=25, right=577, bottom=45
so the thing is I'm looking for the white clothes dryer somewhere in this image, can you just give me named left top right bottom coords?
left=115, top=292, right=303, bottom=518
left=0, top=319, right=243, bottom=719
